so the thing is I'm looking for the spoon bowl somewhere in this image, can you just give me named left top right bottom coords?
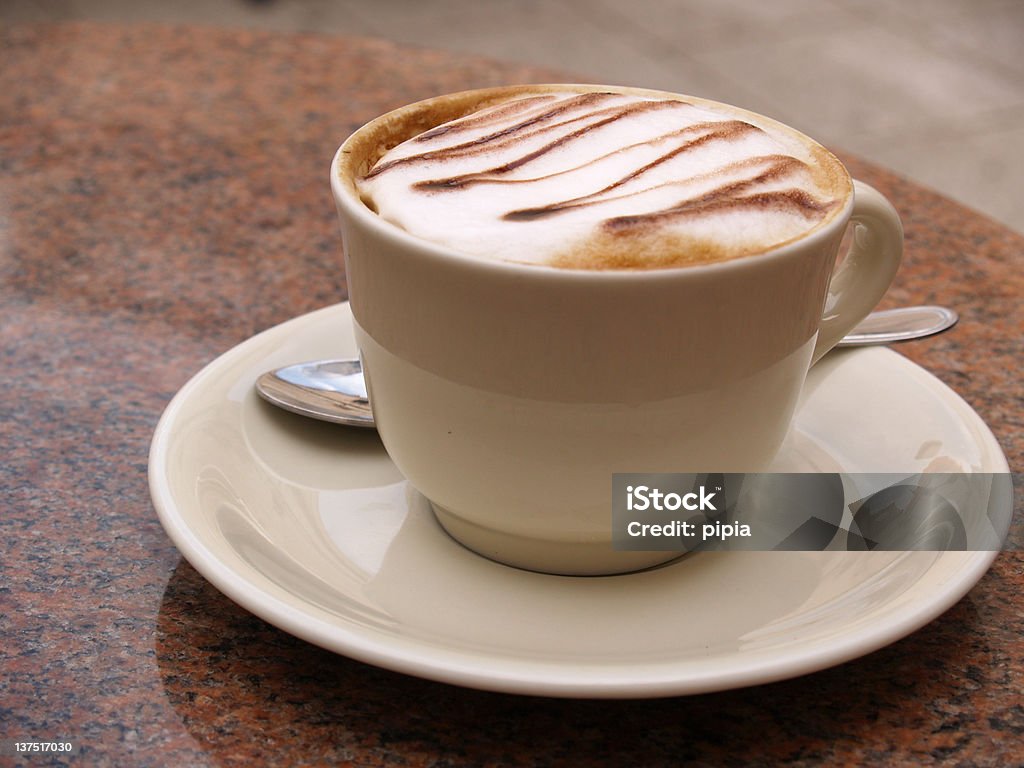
left=256, top=359, right=373, bottom=427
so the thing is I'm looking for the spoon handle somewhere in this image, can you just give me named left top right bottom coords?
left=835, top=305, right=958, bottom=347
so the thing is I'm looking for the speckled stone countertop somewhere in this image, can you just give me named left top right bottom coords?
left=1, top=22, right=1021, bottom=767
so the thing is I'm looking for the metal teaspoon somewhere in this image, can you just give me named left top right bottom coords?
left=256, top=305, right=958, bottom=427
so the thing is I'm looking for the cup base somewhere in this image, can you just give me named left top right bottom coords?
left=430, top=502, right=684, bottom=576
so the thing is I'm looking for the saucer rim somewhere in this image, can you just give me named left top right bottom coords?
left=149, top=302, right=1007, bottom=698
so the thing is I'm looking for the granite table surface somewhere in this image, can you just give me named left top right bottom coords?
left=1, top=21, right=1022, bottom=768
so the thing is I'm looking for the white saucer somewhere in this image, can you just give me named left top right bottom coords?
left=149, top=303, right=1009, bottom=698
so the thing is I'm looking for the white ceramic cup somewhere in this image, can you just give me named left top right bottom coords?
left=331, top=85, right=903, bottom=575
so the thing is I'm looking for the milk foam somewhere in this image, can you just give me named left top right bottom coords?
left=357, top=90, right=846, bottom=269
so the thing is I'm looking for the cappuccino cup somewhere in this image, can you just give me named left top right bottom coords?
left=331, top=84, right=903, bottom=575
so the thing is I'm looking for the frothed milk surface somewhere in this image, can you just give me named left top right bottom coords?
left=356, top=89, right=849, bottom=269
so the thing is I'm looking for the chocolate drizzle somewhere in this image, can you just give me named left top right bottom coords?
left=411, top=95, right=559, bottom=143
left=504, top=123, right=769, bottom=220
left=361, top=92, right=842, bottom=263
left=605, top=188, right=834, bottom=233
left=364, top=92, right=622, bottom=178
left=412, top=100, right=688, bottom=190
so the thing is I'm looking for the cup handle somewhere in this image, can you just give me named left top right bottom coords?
left=812, top=180, right=904, bottom=363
